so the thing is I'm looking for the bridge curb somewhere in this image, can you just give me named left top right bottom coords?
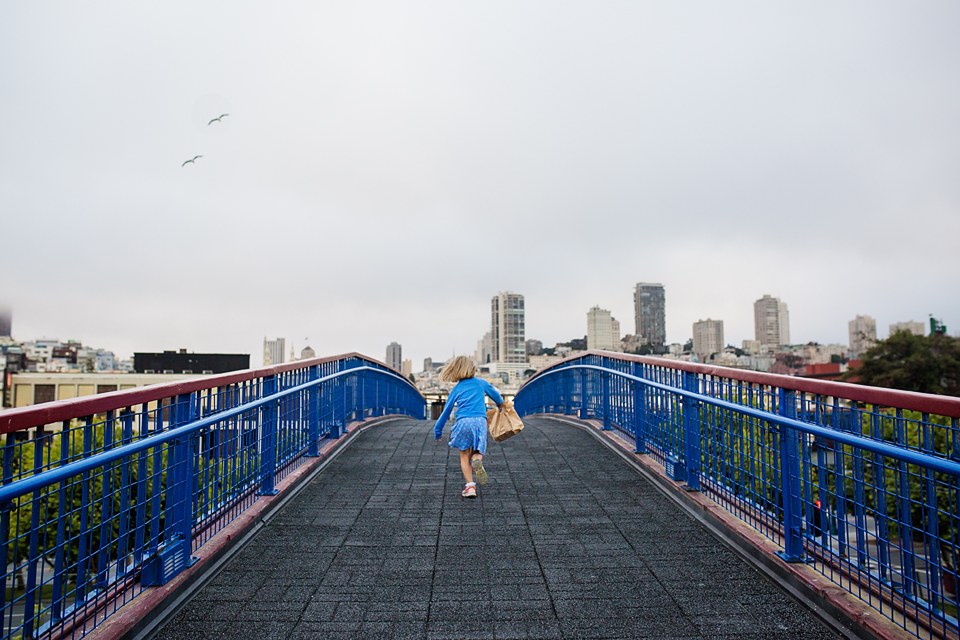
left=83, top=415, right=410, bottom=640
left=540, top=414, right=919, bottom=640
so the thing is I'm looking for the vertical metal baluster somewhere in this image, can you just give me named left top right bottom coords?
left=356, top=371, right=365, bottom=423
left=149, top=403, right=164, bottom=553
left=777, top=389, right=804, bottom=562
left=633, top=363, right=645, bottom=454
left=815, top=397, right=829, bottom=549
left=0, top=432, right=15, bottom=626
left=308, top=366, right=320, bottom=457
left=50, top=421, right=71, bottom=623
left=117, top=409, right=134, bottom=574
left=135, top=404, right=148, bottom=563
left=850, top=407, right=868, bottom=569
left=682, top=371, right=700, bottom=491
left=96, top=411, right=115, bottom=589
left=21, top=431, right=46, bottom=638
left=259, top=377, right=279, bottom=495
left=801, top=393, right=814, bottom=540
left=162, top=398, right=178, bottom=548
left=758, top=387, right=769, bottom=517
left=832, top=399, right=848, bottom=562
left=601, top=359, right=611, bottom=430
left=75, top=416, right=94, bottom=602
left=920, top=413, right=941, bottom=611
left=894, top=408, right=915, bottom=598
left=737, top=382, right=745, bottom=505
left=870, top=407, right=890, bottom=583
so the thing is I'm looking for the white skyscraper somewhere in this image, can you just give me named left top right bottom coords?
left=692, top=319, right=724, bottom=360
left=386, top=342, right=402, bottom=371
left=491, top=292, right=525, bottom=363
left=754, top=295, right=790, bottom=350
left=587, top=306, right=622, bottom=351
left=263, top=337, right=285, bottom=366
left=848, top=315, right=877, bottom=358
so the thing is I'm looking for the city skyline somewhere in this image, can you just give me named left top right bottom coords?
left=3, top=4, right=958, bottom=370
left=3, top=288, right=955, bottom=370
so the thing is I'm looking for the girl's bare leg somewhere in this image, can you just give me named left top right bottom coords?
left=459, top=448, right=474, bottom=484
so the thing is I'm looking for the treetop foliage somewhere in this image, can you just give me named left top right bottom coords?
left=844, top=330, right=960, bottom=396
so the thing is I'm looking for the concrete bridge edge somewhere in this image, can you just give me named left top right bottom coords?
left=537, top=414, right=919, bottom=640
left=85, top=415, right=412, bottom=640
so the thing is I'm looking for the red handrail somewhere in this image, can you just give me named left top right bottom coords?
left=524, top=349, right=960, bottom=419
left=0, top=352, right=401, bottom=434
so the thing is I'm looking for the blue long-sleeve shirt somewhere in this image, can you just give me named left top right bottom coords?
left=434, top=377, right=504, bottom=439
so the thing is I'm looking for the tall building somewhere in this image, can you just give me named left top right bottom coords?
left=263, top=337, right=285, bottom=366
left=491, top=292, right=525, bottom=363
left=753, top=295, right=790, bottom=350
left=300, top=345, right=316, bottom=360
left=401, top=359, right=413, bottom=376
left=890, top=321, right=924, bottom=337
left=692, top=319, right=724, bottom=360
left=386, top=342, right=402, bottom=371
left=587, top=306, right=622, bottom=351
left=633, top=283, right=665, bottom=346
left=848, top=315, right=877, bottom=358
left=475, top=331, right=494, bottom=365
left=0, top=309, right=10, bottom=337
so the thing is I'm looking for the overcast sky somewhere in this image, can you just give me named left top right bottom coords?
left=2, top=2, right=958, bottom=368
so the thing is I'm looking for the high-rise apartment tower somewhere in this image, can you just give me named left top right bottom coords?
left=692, top=319, right=724, bottom=360
left=587, top=306, right=622, bottom=351
left=753, top=295, right=790, bottom=350
left=386, top=342, right=402, bottom=372
left=491, top=292, right=525, bottom=363
left=633, top=283, right=665, bottom=346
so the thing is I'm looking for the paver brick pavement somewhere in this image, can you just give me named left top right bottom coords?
left=154, top=417, right=839, bottom=640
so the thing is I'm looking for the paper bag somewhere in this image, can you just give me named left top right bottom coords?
left=486, top=398, right=524, bottom=442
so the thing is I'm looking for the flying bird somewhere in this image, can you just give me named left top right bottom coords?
left=181, top=155, right=202, bottom=167
left=208, top=114, right=229, bottom=125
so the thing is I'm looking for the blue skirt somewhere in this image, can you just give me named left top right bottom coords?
left=449, top=416, right=487, bottom=456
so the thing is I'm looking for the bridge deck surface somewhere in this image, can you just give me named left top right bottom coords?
left=155, top=417, right=838, bottom=640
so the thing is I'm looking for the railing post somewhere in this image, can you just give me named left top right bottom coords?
left=259, top=375, right=280, bottom=495
left=682, top=371, right=701, bottom=490
left=777, top=388, right=806, bottom=562
left=330, top=374, right=343, bottom=439
left=633, top=363, right=646, bottom=454
left=307, top=366, right=320, bottom=457
left=578, top=366, right=588, bottom=419
left=182, top=393, right=199, bottom=560
left=564, top=370, right=574, bottom=415
left=601, top=359, right=612, bottom=430
left=355, top=370, right=366, bottom=422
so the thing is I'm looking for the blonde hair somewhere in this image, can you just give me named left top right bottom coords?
left=440, top=355, right=476, bottom=383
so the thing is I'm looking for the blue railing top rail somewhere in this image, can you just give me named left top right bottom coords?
left=520, top=349, right=960, bottom=419
left=0, top=365, right=408, bottom=505
left=529, top=363, right=960, bottom=479
left=0, top=352, right=419, bottom=434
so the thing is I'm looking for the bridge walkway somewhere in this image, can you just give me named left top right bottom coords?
left=154, top=417, right=839, bottom=640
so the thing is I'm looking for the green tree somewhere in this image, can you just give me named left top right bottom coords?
left=843, top=331, right=960, bottom=396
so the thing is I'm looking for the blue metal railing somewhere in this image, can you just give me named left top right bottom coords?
left=0, top=353, right=425, bottom=640
left=515, top=351, right=960, bottom=640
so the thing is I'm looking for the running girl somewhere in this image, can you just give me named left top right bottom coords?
left=434, top=355, right=504, bottom=498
